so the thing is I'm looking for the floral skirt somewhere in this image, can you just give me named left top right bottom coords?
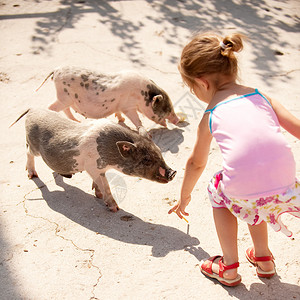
left=207, top=171, right=300, bottom=237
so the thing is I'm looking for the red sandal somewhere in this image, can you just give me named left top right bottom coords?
left=200, top=255, right=241, bottom=287
left=245, top=247, right=276, bottom=278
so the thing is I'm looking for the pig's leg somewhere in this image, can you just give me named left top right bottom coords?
left=123, top=110, right=142, bottom=128
left=88, top=171, right=119, bottom=212
left=48, top=101, right=80, bottom=122
left=26, top=150, right=38, bottom=178
left=123, top=110, right=149, bottom=137
left=63, top=107, right=80, bottom=122
left=92, top=181, right=103, bottom=198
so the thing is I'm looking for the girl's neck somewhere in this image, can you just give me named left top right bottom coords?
left=206, top=75, right=237, bottom=103
left=209, top=81, right=255, bottom=109
left=207, top=74, right=253, bottom=108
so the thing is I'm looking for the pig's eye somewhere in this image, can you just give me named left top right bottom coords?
left=142, top=157, right=152, bottom=166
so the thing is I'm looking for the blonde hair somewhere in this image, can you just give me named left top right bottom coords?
left=179, top=32, right=245, bottom=89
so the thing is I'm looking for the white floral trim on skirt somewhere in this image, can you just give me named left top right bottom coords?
left=207, top=171, right=300, bottom=237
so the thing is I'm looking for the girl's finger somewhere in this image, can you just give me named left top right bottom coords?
left=182, top=210, right=189, bottom=216
left=168, top=205, right=178, bottom=214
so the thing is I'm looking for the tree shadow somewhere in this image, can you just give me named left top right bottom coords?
left=2, top=0, right=299, bottom=82
left=26, top=174, right=206, bottom=258
left=146, top=0, right=300, bottom=85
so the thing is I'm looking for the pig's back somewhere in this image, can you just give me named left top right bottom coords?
left=26, top=109, right=89, bottom=174
left=52, top=67, right=133, bottom=119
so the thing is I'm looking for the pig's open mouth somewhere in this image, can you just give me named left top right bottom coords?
left=156, top=169, right=177, bottom=183
left=156, top=176, right=169, bottom=184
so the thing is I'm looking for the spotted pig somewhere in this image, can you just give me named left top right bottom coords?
left=36, top=66, right=179, bottom=135
left=12, top=109, right=176, bottom=212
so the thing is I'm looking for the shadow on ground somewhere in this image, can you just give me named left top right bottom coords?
left=25, top=174, right=205, bottom=259
left=1, top=0, right=299, bottom=84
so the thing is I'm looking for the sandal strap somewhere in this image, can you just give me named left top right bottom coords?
left=201, top=255, right=222, bottom=275
left=249, top=247, right=274, bottom=262
left=219, top=257, right=239, bottom=277
left=252, top=255, right=274, bottom=262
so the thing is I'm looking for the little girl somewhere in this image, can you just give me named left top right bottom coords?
left=169, top=32, right=300, bottom=286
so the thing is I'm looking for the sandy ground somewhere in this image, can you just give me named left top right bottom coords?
left=1, top=0, right=300, bottom=299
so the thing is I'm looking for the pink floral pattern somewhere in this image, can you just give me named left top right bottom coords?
left=207, top=172, right=300, bottom=237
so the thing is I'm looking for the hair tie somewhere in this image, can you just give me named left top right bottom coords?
left=219, top=41, right=227, bottom=50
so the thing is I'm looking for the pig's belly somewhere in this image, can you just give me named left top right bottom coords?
left=69, top=91, right=119, bottom=119
left=41, top=149, right=84, bottom=175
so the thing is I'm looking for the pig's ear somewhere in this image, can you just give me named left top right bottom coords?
left=152, top=95, right=163, bottom=108
left=116, top=141, right=137, bottom=158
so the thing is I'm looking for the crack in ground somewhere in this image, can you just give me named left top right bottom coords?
left=21, top=178, right=102, bottom=300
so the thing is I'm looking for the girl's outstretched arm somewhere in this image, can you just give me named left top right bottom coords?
left=168, top=112, right=212, bottom=219
left=267, top=95, right=300, bottom=139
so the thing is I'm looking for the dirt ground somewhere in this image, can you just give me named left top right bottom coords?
left=1, top=1, right=299, bottom=299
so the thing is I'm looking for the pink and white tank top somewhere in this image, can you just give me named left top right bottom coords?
left=205, top=89, right=296, bottom=199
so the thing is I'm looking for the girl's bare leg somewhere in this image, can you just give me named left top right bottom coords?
left=211, top=208, right=239, bottom=280
left=247, top=222, right=274, bottom=272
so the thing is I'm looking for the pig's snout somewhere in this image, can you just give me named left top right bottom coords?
left=157, top=167, right=176, bottom=183
left=168, top=113, right=180, bottom=125
left=166, top=169, right=177, bottom=181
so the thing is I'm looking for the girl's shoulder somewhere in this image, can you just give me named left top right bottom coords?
left=206, top=86, right=257, bottom=111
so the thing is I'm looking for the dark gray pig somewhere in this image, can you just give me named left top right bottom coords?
left=36, top=66, right=179, bottom=135
left=12, top=109, right=176, bottom=212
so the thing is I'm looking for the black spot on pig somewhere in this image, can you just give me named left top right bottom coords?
left=26, top=119, right=83, bottom=175
left=75, top=93, right=78, bottom=98
left=96, top=124, right=170, bottom=182
left=85, top=83, right=89, bottom=90
left=80, top=82, right=84, bottom=87
left=91, top=77, right=107, bottom=92
left=81, top=74, right=89, bottom=82
left=142, top=83, right=172, bottom=118
left=142, top=84, right=159, bottom=106
left=152, top=95, right=172, bottom=118
left=96, top=126, right=135, bottom=170
left=64, top=88, right=68, bottom=93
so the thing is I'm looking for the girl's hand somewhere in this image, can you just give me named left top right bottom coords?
left=168, top=195, right=191, bottom=219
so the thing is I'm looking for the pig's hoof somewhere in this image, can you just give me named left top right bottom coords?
left=105, top=201, right=119, bottom=212
left=27, top=170, right=38, bottom=179
left=115, top=113, right=125, bottom=123
left=109, top=205, right=120, bottom=212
